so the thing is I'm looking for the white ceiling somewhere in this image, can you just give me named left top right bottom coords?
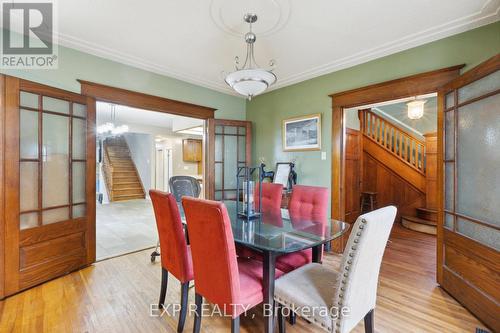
left=375, top=96, right=438, bottom=135
left=15, top=0, right=500, bottom=96
left=96, top=102, right=203, bottom=131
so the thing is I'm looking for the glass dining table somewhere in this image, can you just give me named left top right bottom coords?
left=178, top=200, right=349, bottom=333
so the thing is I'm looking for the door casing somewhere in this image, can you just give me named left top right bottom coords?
left=328, top=65, right=464, bottom=252
left=0, top=77, right=217, bottom=299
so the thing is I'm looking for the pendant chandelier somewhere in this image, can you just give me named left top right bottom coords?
left=224, top=14, right=277, bottom=100
left=406, top=98, right=426, bottom=120
left=97, top=104, right=129, bottom=137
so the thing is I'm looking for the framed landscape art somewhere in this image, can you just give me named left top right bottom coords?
left=282, top=113, right=321, bottom=151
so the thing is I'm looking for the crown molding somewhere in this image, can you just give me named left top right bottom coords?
left=56, top=32, right=236, bottom=96
left=267, top=0, right=500, bottom=92
left=56, top=0, right=499, bottom=98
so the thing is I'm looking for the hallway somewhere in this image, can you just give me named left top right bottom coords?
left=96, top=199, right=157, bottom=260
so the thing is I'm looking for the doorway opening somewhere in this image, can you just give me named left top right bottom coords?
left=343, top=93, right=438, bottom=235
left=95, top=102, right=204, bottom=260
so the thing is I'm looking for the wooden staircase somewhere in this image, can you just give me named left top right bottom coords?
left=359, top=109, right=437, bottom=234
left=102, top=136, right=146, bottom=202
left=402, top=208, right=437, bottom=235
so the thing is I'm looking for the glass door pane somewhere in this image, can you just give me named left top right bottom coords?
left=456, top=94, right=499, bottom=225
left=18, top=92, right=88, bottom=229
left=213, top=121, right=251, bottom=200
left=443, top=70, right=500, bottom=249
left=20, top=109, right=38, bottom=159
left=42, top=113, right=69, bottom=211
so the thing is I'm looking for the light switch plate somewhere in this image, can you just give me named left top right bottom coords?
left=321, top=151, right=327, bottom=160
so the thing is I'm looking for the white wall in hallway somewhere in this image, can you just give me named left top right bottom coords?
left=123, top=133, right=155, bottom=196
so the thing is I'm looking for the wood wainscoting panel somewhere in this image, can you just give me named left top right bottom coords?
left=363, top=137, right=426, bottom=193
left=363, top=153, right=425, bottom=222
left=442, top=266, right=499, bottom=333
left=444, top=246, right=499, bottom=299
left=20, top=232, right=85, bottom=269
left=344, top=128, right=362, bottom=223
left=19, top=252, right=87, bottom=291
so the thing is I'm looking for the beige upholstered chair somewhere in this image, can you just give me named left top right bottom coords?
left=274, top=206, right=397, bottom=333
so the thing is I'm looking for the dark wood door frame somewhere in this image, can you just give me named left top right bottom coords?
left=206, top=119, right=252, bottom=200
left=78, top=80, right=216, bottom=119
left=77, top=80, right=218, bottom=199
left=328, top=65, right=464, bottom=229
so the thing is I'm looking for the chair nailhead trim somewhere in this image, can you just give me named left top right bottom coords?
left=332, top=217, right=367, bottom=331
left=274, top=296, right=332, bottom=331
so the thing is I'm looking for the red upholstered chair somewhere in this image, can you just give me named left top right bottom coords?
left=237, top=182, right=283, bottom=258
left=238, top=185, right=329, bottom=275
left=150, top=190, right=193, bottom=333
left=182, top=197, right=284, bottom=333
left=255, top=182, right=283, bottom=213
left=275, top=185, right=329, bottom=273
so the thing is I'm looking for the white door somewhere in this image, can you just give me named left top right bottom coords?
left=155, top=148, right=172, bottom=191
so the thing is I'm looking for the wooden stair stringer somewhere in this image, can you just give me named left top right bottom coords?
left=102, top=136, right=146, bottom=202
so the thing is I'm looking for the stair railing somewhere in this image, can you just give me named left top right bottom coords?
left=359, top=109, right=426, bottom=175
left=102, top=141, right=114, bottom=201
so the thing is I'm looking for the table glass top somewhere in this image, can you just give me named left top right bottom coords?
left=179, top=200, right=349, bottom=254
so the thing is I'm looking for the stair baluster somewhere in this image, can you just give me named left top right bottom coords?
left=358, top=109, right=426, bottom=175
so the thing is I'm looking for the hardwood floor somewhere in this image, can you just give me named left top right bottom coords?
left=0, top=224, right=487, bottom=333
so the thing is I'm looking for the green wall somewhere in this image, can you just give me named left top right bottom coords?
left=0, top=31, right=246, bottom=120
left=247, top=22, right=500, bottom=209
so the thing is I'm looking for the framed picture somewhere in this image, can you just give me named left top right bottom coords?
left=274, top=162, right=292, bottom=189
left=282, top=113, right=321, bottom=151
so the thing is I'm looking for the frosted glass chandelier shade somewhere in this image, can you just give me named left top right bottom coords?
left=407, top=100, right=426, bottom=120
left=225, top=69, right=277, bottom=98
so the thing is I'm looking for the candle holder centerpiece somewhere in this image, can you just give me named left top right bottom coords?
left=236, top=166, right=262, bottom=220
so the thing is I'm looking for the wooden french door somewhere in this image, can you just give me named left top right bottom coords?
left=207, top=119, right=252, bottom=200
left=1, top=76, right=96, bottom=297
left=437, top=54, right=500, bottom=331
